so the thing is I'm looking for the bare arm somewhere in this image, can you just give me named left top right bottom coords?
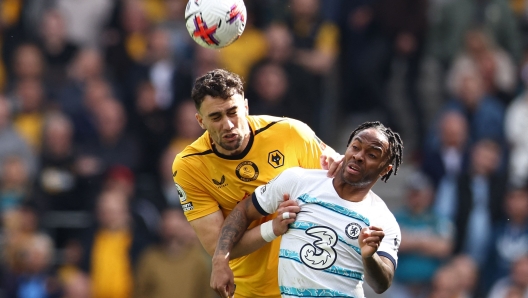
left=189, top=209, right=267, bottom=259
left=359, top=226, right=395, bottom=294
left=363, top=254, right=395, bottom=294
left=210, top=196, right=299, bottom=298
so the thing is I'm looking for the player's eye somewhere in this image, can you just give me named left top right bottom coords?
left=369, top=154, right=377, bottom=159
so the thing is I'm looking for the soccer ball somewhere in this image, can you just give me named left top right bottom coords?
left=185, top=0, right=247, bottom=49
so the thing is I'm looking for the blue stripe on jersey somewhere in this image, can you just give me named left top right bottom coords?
left=289, top=222, right=362, bottom=255
left=297, top=194, right=370, bottom=226
left=279, top=249, right=303, bottom=264
left=279, top=249, right=364, bottom=281
left=280, top=286, right=356, bottom=297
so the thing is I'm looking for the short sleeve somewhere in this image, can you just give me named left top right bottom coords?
left=376, top=213, right=401, bottom=269
left=288, top=119, right=337, bottom=170
left=253, top=168, right=303, bottom=215
left=172, top=157, right=220, bottom=221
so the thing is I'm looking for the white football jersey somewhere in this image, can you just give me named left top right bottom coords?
left=252, top=167, right=401, bottom=298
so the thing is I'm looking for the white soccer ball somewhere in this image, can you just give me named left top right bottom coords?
left=185, top=0, right=247, bottom=49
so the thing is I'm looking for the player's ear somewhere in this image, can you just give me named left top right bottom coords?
left=380, top=164, right=392, bottom=177
left=195, top=112, right=206, bottom=129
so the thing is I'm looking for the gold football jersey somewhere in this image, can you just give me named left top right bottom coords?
left=172, top=115, right=334, bottom=298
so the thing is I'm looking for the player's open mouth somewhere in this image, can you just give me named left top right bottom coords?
left=347, top=164, right=361, bottom=174
left=224, top=133, right=237, bottom=141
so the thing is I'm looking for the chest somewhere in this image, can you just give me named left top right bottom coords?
left=201, top=144, right=303, bottom=211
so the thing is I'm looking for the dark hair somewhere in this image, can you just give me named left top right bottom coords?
left=346, top=121, right=404, bottom=182
left=191, top=69, right=245, bottom=111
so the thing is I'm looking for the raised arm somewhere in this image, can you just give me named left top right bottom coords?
left=189, top=209, right=268, bottom=258
left=210, top=195, right=299, bottom=298
left=359, top=226, right=395, bottom=294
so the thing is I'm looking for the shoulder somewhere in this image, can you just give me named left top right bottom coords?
left=369, top=191, right=398, bottom=221
left=172, top=136, right=212, bottom=167
left=248, top=115, right=311, bottom=134
left=279, top=167, right=326, bottom=180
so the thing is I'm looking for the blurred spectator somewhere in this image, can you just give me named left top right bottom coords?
left=427, top=0, right=522, bottom=67
left=105, top=0, right=151, bottom=91
left=443, top=61, right=506, bottom=148
left=56, top=239, right=84, bottom=285
left=427, top=261, right=468, bottom=298
left=75, top=99, right=140, bottom=179
left=133, top=81, right=171, bottom=177
left=56, top=0, right=115, bottom=47
left=505, top=53, right=528, bottom=187
left=0, top=155, right=32, bottom=214
left=134, top=208, right=216, bottom=298
left=4, top=232, right=61, bottom=298
left=57, top=48, right=109, bottom=121
left=422, top=111, right=470, bottom=189
left=337, top=0, right=390, bottom=116
left=102, top=165, right=161, bottom=237
left=428, top=254, right=478, bottom=298
left=247, top=62, right=297, bottom=119
left=451, top=254, right=480, bottom=296
left=37, top=9, right=79, bottom=94
left=11, top=77, right=47, bottom=152
left=287, top=0, right=339, bottom=132
left=247, top=23, right=314, bottom=127
left=192, top=46, right=222, bottom=77
left=34, top=112, right=79, bottom=212
left=60, top=271, right=91, bottom=298
left=375, top=0, right=429, bottom=145
left=158, top=0, right=194, bottom=60
left=79, top=189, right=152, bottom=298
left=33, top=112, right=93, bottom=249
left=447, top=28, right=517, bottom=105
left=487, top=255, right=528, bottom=298
left=390, top=171, right=453, bottom=298
left=71, top=78, right=115, bottom=144
left=288, top=0, right=339, bottom=75
left=8, top=43, right=45, bottom=92
left=218, top=3, right=267, bottom=81
left=451, top=139, right=507, bottom=270
left=125, top=26, right=193, bottom=114
left=144, top=27, right=176, bottom=110
left=169, top=99, right=203, bottom=151
left=486, top=187, right=528, bottom=288
left=1, top=206, right=40, bottom=280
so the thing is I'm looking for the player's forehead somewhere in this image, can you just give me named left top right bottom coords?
left=200, top=93, right=245, bottom=114
left=351, top=128, right=389, bottom=149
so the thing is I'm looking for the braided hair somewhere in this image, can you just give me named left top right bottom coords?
left=346, top=121, right=404, bottom=182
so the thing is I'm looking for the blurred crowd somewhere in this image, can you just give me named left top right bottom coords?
left=0, top=0, right=527, bottom=297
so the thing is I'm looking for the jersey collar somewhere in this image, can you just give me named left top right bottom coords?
left=211, top=121, right=255, bottom=160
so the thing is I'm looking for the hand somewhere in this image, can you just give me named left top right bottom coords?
left=273, top=194, right=299, bottom=236
left=210, top=255, right=236, bottom=298
left=358, top=226, right=385, bottom=258
left=320, top=154, right=344, bottom=177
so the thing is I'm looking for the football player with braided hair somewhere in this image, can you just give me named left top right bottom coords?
left=212, top=121, right=403, bottom=298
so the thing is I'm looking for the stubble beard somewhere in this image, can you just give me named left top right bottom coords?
left=217, top=134, right=243, bottom=152
left=340, top=167, right=373, bottom=188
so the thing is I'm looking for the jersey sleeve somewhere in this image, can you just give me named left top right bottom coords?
left=376, top=212, right=401, bottom=269
left=288, top=119, right=337, bottom=169
left=172, top=157, right=220, bottom=221
left=252, top=167, right=303, bottom=216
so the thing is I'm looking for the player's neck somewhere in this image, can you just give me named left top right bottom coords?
left=332, top=177, right=373, bottom=202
